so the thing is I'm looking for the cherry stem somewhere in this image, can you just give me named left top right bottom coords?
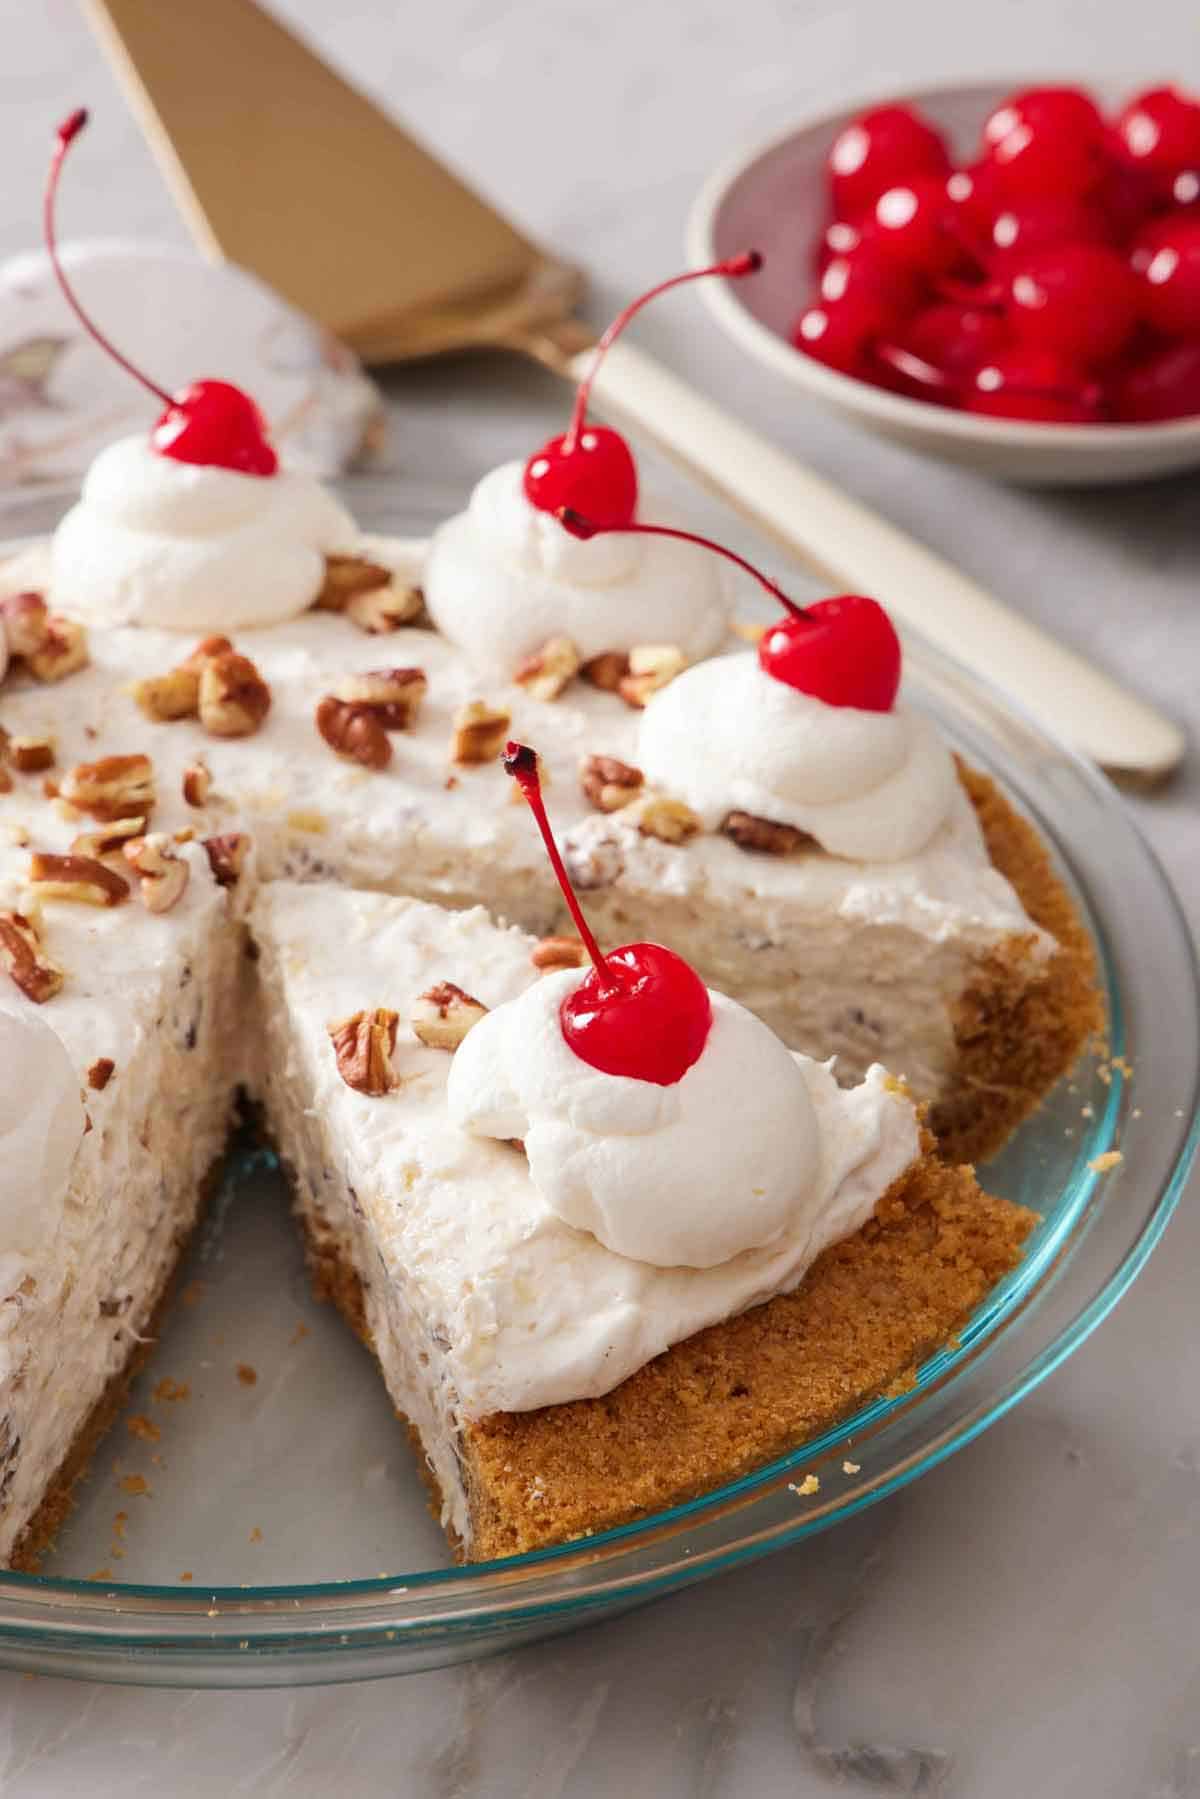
left=45, top=109, right=173, bottom=407
left=556, top=508, right=811, bottom=621
left=563, top=251, right=762, bottom=454
left=934, top=274, right=1005, bottom=311
left=503, top=742, right=621, bottom=996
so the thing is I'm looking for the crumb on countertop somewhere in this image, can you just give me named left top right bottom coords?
left=153, top=1377, right=190, bottom=1404
left=126, top=1413, right=160, bottom=1444
left=1089, top=1150, right=1124, bottom=1173
left=236, top=1363, right=258, bottom=1386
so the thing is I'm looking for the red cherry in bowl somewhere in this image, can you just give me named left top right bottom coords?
left=892, top=301, right=1010, bottom=379
left=522, top=252, right=761, bottom=531
left=45, top=109, right=278, bottom=478
left=870, top=177, right=965, bottom=276
left=827, top=104, right=950, bottom=222
left=1114, top=86, right=1200, bottom=177
left=1110, top=340, right=1200, bottom=422
left=980, top=86, right=1107, bottom=202
left=967, top=348, right=1103, bottom=423
left=1130, top=215, right=1200, bottom=339
left=504, top=743, right=711, bottom=1086
left=1005, top=242, right=1140, bottom=365
left=556, top=510, right=902, bottom=713
left=984, top=195, right=1110, bottom=272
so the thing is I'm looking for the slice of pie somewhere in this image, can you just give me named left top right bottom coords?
left=250, top=880, right=1035, bottom=1561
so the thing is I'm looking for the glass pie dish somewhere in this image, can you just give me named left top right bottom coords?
left=0, top=478, right=1193, bottom=1688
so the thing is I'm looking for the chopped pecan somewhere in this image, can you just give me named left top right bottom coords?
left=332, top=667, right=427, bottom=730
left=633, top=792, right=702, bottom=845
left=123, top=833, right=189, bottom=913
left=198, top=651, right=271, bottom=738
left=328, top=1007, right=400, bottom=1095
left=70, top=815, right=148, bottom=862
left=182, top=634, right=235, bottom=670
left=731, top=618, right=768, bottom=644
left=29, top=852, right=129, bottom=908
left=181, top=759, right=212, bottom=807
left=203, top=832, right=249, bottom=888
left=451, top=700, right=510, bottom=766
left=0, top=592, right=49, bottom=659
left=61, top=754, right=155, bottom=823
left=514, top=635, right=581, bottom=702
left=0, top=769, right=12, bottom=796
left=721, top=811, right=811, bottom=856
left=580, top=651, right=629, bottom=692
left=412, top=981, right=487, bottom=1050
left=345, top=583, right=425, bottom=634
left=530, top=935, right=587, bottom=972
left=315, top=695, right=392, bottom=769
left=88, top=1057, right=115, bottom=1091
left=579, top=753, right=644, bottom=813
left=27, top=615, right=88, bottom=683
left=0, top=909, right=63, bottom=1003
left=315, top=555, right=394, bottom=612
left=10, top=735, right=55, bottom=774
left=618, top=644, right=687, bottom=708
left=132, top=666, right=202, bottom=723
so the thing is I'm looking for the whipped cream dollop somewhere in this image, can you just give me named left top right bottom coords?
left=51, top=434, right=358, bottom=632
left=639, top=653, right=958, bottom=862
left=422, top=460, right=732, bottom=672
left=447, top=968, right=822, bottom=1269
left=0, top=1006, right=85, bottom=1257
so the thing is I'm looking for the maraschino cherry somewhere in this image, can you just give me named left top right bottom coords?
left=979, top=86, right=1107, bottom=203
left=522, top=252, right=761, bottom=531
left=503, top=742, right=711, bottom=1086
left=827, top=104, right=951, bottom=221
left=46, top=109, right=278, bottom=477
left=557, top=510, right=901, bottom=711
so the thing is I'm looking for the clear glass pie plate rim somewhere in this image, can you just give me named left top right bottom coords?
left=0, top=478, right=1194, bottom=1686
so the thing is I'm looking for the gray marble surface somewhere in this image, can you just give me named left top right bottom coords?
left=0, top=0, right=1197, bottom=1792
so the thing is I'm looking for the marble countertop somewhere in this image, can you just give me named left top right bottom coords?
left=0, top=0, right=1197, bottom=1792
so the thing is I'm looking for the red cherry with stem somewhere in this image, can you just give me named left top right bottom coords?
left=1114, top=86, right=1200, bottom=176
left=1110, top=340, right=1200, bottom=422
left=557, top=509, right=901, bottom=711
left=1005, top=242, right=1140, bottom=365
left=46, top=110, right=277, bottom=477
left=870, top=177, right=967, bottom=276
left=1130, top=215, right=1200, bottom=339
left=827, top=104, right=951, bottom=222
left=503, top=742, right=711, bottom=1086
left=522, top=252, right=761, bottom=531
left=980, top=86, right=1107, bottom=202
left=967, top=348, right=1103, bottom=423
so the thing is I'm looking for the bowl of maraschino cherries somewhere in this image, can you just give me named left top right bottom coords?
left=688, top=80, right=1200, bottom=484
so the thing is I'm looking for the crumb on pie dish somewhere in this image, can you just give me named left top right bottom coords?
left=0, top=166, right=1100, bottom=1568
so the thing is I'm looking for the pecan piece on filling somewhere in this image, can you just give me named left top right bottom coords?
left=26, top=616, right=89, bottom=684
left=88, top=1057, right=116, bottom=1091
left=122, top=834, right=190, bottom=914
left=632, top=792, right=702, bottom=845
left=29, top=851, right=130, bottom=908
left=530, top=935, right=587, bottom=972
left=10, top=736, right=55, bottom=775
left=721, top=811, right=812, bottom=856
left=328, top=1006, right=400, bottom=1095
left=579, top=651, right=629, bottom=693
left=181, top=758, right=212, bottom=807
left=203, top=832, right=250, bottom=889
left=411, top=981, right=488, bottom=1050
left=345, top=583, right=425, bottom=634
left=0, top=909, right=63, bottom=1003
left=514, top=635, right=581, bottom=702
left=579, top=753, right=644, bottom=813
left=617, top=644, right=687, bottom=709
left=0, top=591, right=49, bottom=659
left=198, top=651, right=271, bottom=738
left=314, top=555, right=394, bottom=612
left=132, top=635, right=235, bottom=723
left=450, top=701, right=510, bottom=767
left=70, top=815, right=148, bottom=862
left=315, top=695, right=392, bottom=769
left=332, top=667, right=427, bottom=730
left=61, top=754, right=156, bottom=823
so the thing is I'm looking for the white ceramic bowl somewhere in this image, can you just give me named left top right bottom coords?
left=687, top=81, right=1200, bottom=486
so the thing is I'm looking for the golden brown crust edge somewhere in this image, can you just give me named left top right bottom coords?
left=294, top=1148, right=1034, bottom=1565
left=936, top=764, right=1104, bottom=1167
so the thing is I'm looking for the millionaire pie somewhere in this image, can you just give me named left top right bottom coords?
left=0, top=116, right=1097, bottom=1567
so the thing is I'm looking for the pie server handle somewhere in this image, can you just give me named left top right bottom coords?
left=574, top=339, right=1184, bottom=784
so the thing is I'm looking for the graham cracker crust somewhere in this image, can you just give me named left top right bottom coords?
left=7, top=1160, right=226, bottom=1574
left=936, top=764, right=1103, bottom=1167
left=293, top=1145, right=1034, bottom=1563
